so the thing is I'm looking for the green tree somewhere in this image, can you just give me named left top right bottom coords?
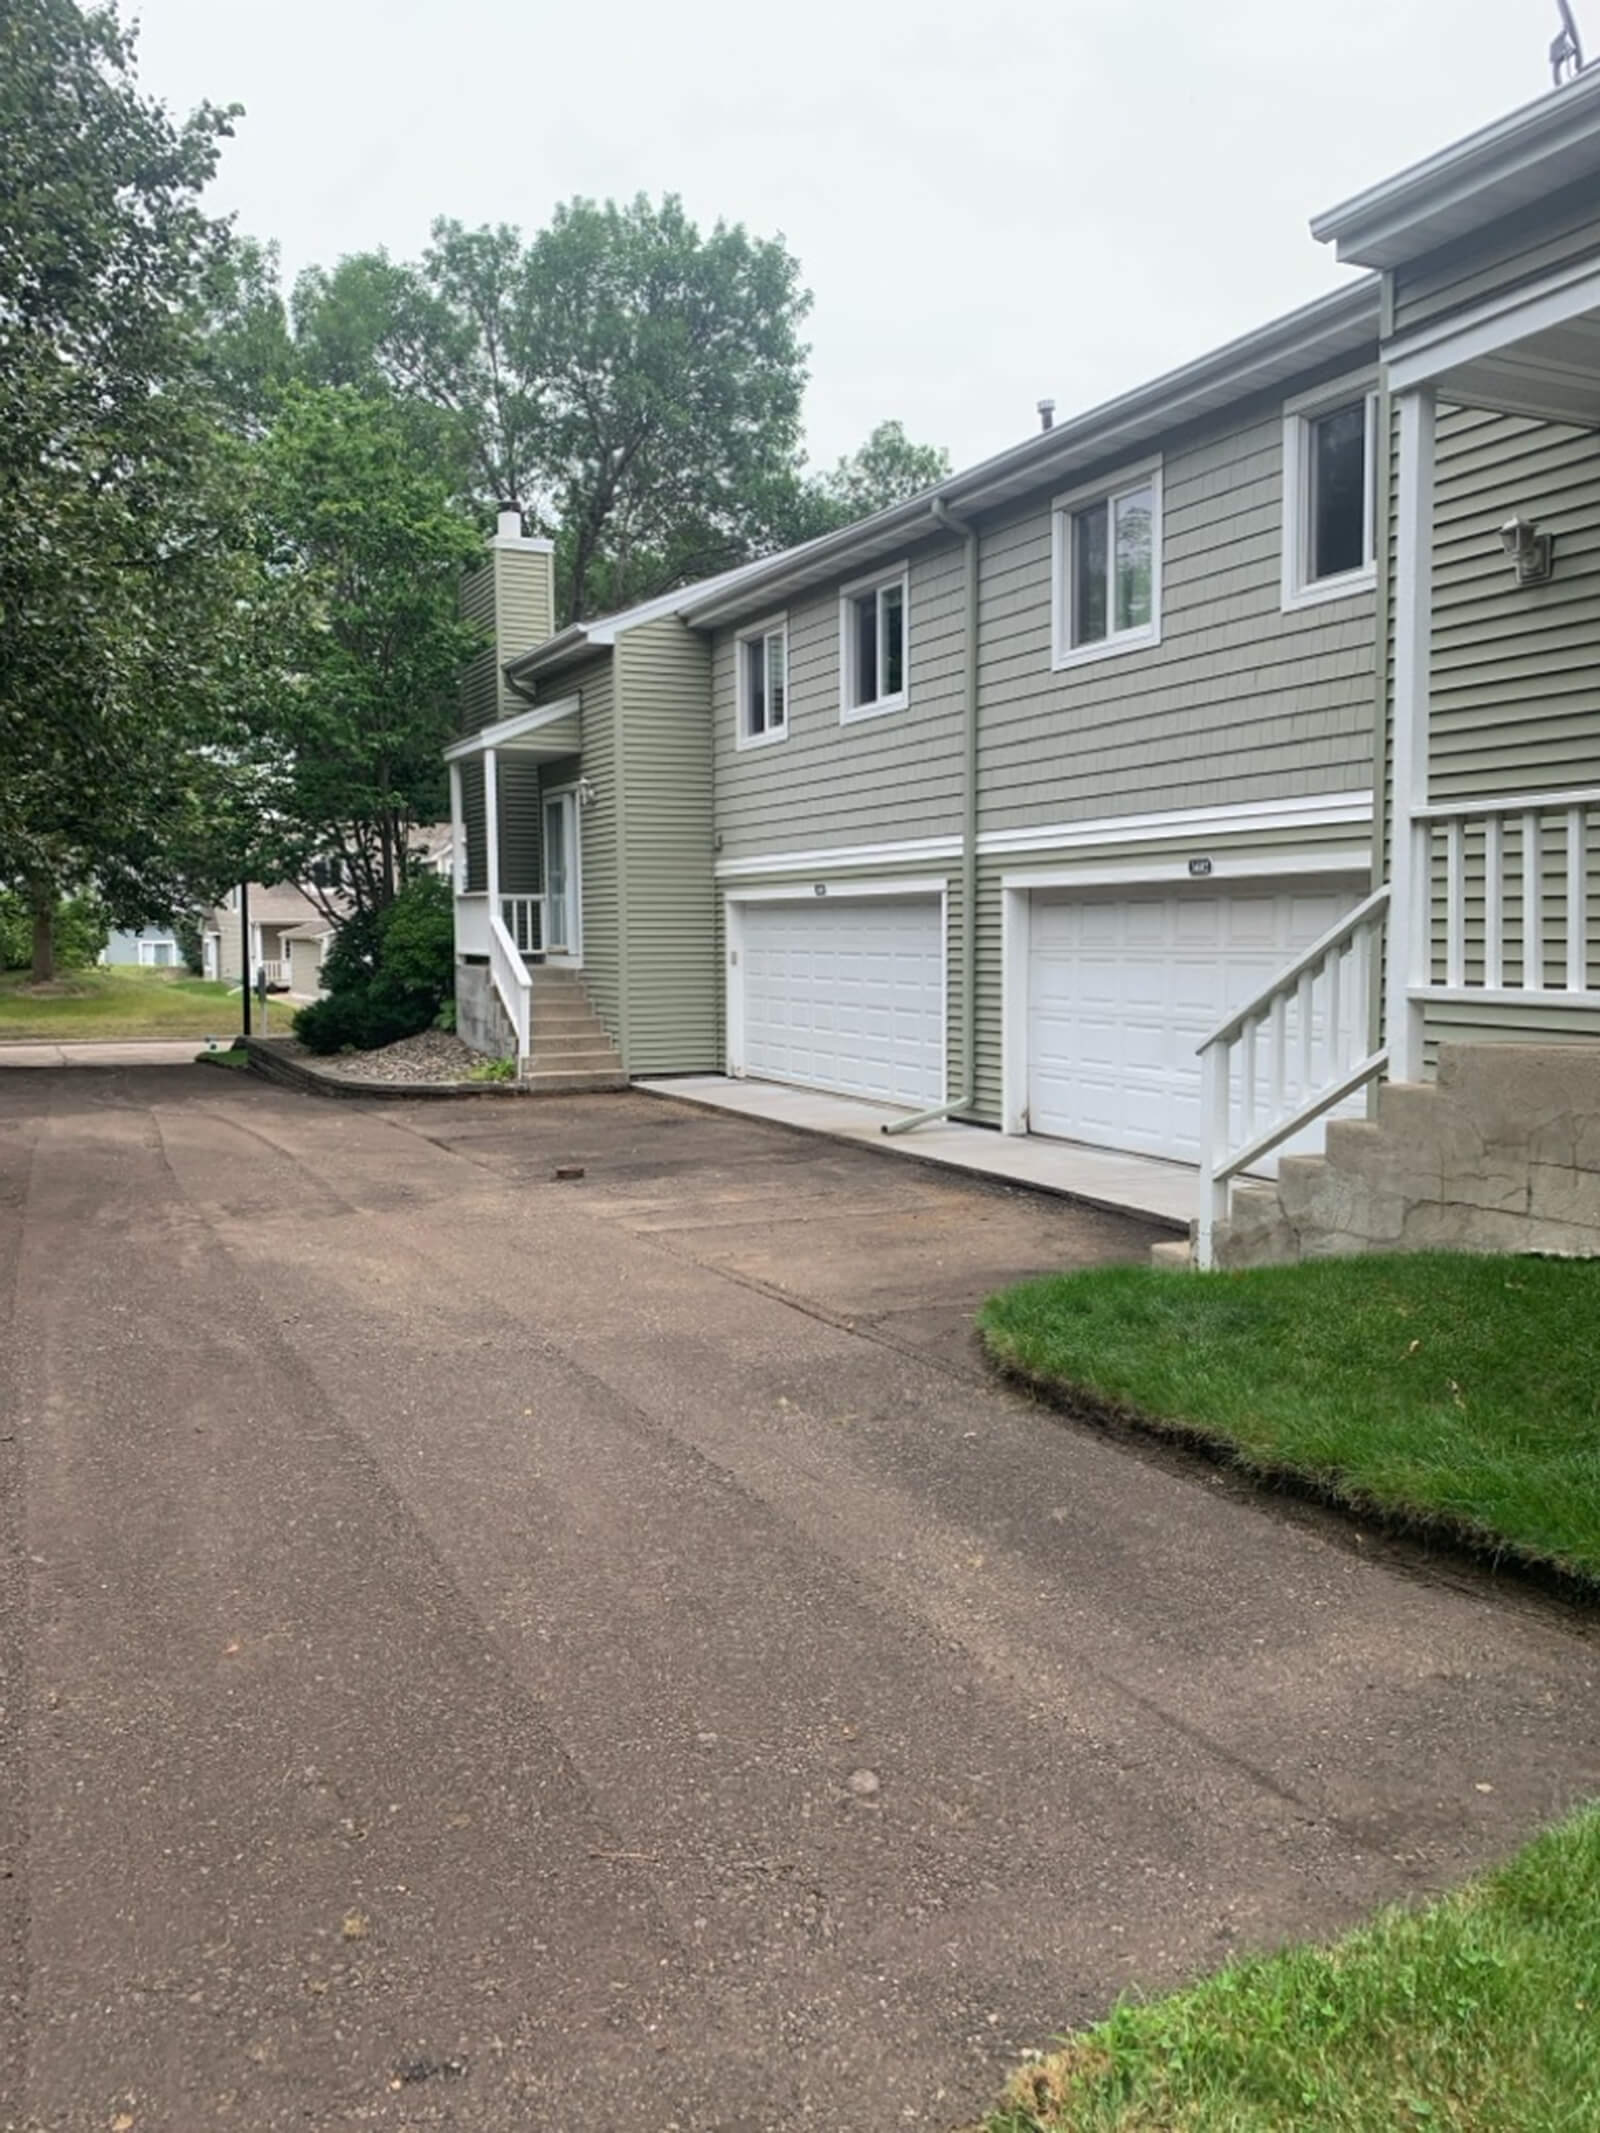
left=803, top=420, right=952, bottom=531
left=0, top=0, right=252, bottom=977
left=288, top=195, right=815, bottom=622
left=248, top=385, right=484, bottom=916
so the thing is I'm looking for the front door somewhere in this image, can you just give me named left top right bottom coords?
left=543, top=790, right=580, bottom=959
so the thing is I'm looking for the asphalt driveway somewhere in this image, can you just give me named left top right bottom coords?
left=1, top=1065, right=1595, bottom=2131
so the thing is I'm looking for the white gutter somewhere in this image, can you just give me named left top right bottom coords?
left=1312, top=67, right=1600, bottom=267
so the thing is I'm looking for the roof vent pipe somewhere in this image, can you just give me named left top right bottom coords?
left=1037, top=398, right=1055, bottom=433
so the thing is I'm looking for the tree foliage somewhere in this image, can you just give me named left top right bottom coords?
left=293, top=871, right=455, bottom=1053
left=247, top=385, right=484, bottom=916
left=798, top=420, right=953, bottom=535
left=0, top=0, right=253, bottom=974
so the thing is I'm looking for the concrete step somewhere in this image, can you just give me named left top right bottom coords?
left=533, top=1031, right=622, bottom=1058
left=520, top=1066, right=629, bottom=1095
left=531, top=1008, right=611, bottom=1034
left=529, top=1053, right=622, bottom=1075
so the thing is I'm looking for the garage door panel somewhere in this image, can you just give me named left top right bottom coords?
left=1027, top=883, right=1361, bottom=1166
left=741, top=897, right=943, bottom=1107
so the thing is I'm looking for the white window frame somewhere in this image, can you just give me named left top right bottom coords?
left=1050, top=456, right=1163, bottom=671
left=1281, top=374, right=1379, bottom=612
left=838, top=563, right=910, bottom=723
left=735, top=612, right=790, bottom=751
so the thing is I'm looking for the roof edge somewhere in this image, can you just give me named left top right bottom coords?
left=1311, top=68, right=1600, bottom=266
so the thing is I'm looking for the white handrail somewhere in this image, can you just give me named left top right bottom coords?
left=1196, top=889, right=1389, bottom=1269
left=1413, top=783, right=1600, bottom=821
left=487, top=911, right=531, bottom=1061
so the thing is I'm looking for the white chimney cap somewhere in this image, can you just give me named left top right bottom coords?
left=496, top=506, right=523, bottom=541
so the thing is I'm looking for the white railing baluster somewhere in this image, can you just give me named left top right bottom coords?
left=1567, top=806, right=1586, bottom=992
left=1483, top=812, right=1503, bottom=990
left=1297, top=968, right=1314, bottom=1101
left=1268, top=991, right=1287, bottom=1127
left=1446, top=815, right=1465, bottom=987
left=1325, top=936, right=1342, bottom=1077
left=1524, top=810, right=1544, bottom=989
left=1240, top=1015, right=1258, bottom=1143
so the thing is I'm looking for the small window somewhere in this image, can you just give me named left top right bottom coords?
left=736, top=616, right=788, bottom=748
left=839, top=567, right=909, bottom=721
left=1051, top=460, right=1162, bottom=668
left=1282, top=384, right=1377, bottom=609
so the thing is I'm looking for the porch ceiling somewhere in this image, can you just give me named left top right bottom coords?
left=1434, top=306, right=1600, bottom=430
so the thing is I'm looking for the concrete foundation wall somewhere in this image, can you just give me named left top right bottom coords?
left=1217, top=1042, right=1600, bottom=1266
left=455, top=963, right=509, bottom=1059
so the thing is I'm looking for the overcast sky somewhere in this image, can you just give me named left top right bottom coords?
left=129, top=0, right=1568, bottom=471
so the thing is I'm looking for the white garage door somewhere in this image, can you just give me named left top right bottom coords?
left=740, top=896, right=944, bottom=1106
left=1027, top=883, right=1363, bottom=1164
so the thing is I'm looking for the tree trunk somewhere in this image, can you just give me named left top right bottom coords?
left=29, top=880, right=55, bottom=984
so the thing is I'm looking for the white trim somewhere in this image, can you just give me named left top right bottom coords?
left=1280, top=378, right=1379, bottom=612
left=1387, top=386, right=1436, bottom=1084
left=542, top=780, right=583, bottom=966
left=1411, top=986, right=1600, bottom=1009
left=1051, top=455, right=1163, bottom=670
left=715, top=834, right=961, bottom=880
left=734, top=611, right=790, bottom=751
left=1385, top=257, right=1600, bottom=393
left=723, top=879, right=948, bottom=1105
left=442, top=693, right=580, bottom=762
left=838, top=561, right=910, bottom=723
left=979, top=790, right=1373, bottom=859
left=999, top=848, right=1372, bottom=893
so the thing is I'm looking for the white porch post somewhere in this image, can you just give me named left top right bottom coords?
left=448, top=760, right=465, bottom=895
left=483, top=745, right=500, bottom=917
left=1387, top=384, right=1435, bottom=1084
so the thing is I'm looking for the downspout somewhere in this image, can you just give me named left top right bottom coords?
left=883, top=494, right=979, bottom=1134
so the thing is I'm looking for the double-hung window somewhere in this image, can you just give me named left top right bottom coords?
left=1051, top=459, right=1162, bottom=669
left=736, top=616, right=788, bottom=748
left=839, top=566, right=909, bottom=721
left=1281, top=380, right=1378, bottom=609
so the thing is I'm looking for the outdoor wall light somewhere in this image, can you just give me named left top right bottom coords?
left=576, top=775, right=597, bottom=808
left=1498, top=515, right=1555, bottom=586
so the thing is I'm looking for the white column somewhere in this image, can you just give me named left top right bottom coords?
left=483, top=746, right=500, bottom=915
left=1387, top=385, right=1435, bottom=1084
left=448, top=760, right=465, bottom=895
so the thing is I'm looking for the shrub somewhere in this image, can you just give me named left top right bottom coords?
left=294, top=873, right=455, bottom=1054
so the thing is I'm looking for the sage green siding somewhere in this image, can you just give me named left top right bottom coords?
left=976, top=398, right=1377, bottom=839
left=710, top=539, right=967, bottom=861
left=458, top=563, right=499, bottom=737
left=494, top=543, right=554, bottom=686
left=616, top=617, right=718, bottom=1074
left=1428, top=407, right=1600, bottom=803
left=498, top=758, right=543, bottom=897
left=1391, top=177, right=1600, bottom=338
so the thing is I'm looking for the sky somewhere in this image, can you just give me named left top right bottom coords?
left=127, top=0, right=1574, bottom=473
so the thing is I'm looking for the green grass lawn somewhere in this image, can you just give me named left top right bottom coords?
left=976, top=1802, right=1600, bottom=2133
left=0, top=965, right=256, bottom=1041
left=978, top=1253, right=1600, bottom=1583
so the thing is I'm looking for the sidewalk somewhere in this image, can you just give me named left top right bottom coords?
left=0, top=1040, right=216, bottom=1069
left=636, top=1074, right=1195, bottom=1229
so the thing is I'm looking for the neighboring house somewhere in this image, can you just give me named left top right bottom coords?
left=204, top=883, right=338, bottom=993
left=447, top=70, right=1600, bottom=1264
left=101, top=925, right=183, bottom=969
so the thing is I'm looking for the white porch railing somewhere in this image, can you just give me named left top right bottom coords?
left=258, top=959, right=287, bottom=988
left=501, top=893, right=544, bottom=957
left=1412, top=786, right=1599, bottom=1000
left=1196, top=888, right=1390, bottom=1268
left=488, top=910, right=531, bottom=1061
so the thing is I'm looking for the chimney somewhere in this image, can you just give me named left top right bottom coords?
left=1037, top=398, right=1055, bottom=433
left=458, top=507, right=557, bottom=732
